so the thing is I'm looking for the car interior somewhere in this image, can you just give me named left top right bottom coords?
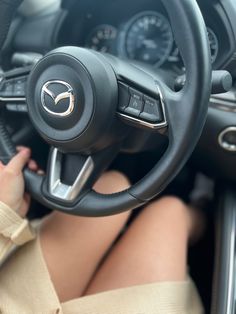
left=0, top=0, right=236, bottom=313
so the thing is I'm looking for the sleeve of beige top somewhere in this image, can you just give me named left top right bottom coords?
left=0, top=201, right=35, bottom=262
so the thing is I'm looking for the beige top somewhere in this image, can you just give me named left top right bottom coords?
left=0, top=202, right=204, bottom=314
left=0, top=201, right=35, bottom=264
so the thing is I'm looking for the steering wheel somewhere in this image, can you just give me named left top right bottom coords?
left=0, top=0, right=211, bottom=217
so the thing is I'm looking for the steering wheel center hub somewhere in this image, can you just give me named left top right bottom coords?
left=26, top=47, right=118, bottom=153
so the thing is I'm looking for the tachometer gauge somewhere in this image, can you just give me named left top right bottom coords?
left=207, top=28, right=219, bottom=63
left=121, top=11, right=173, bottom=67
left=86, top=25, right=117, bottom=53
left=168, top=27, right=219, bottom=73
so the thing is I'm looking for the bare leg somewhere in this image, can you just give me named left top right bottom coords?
left=40, top=171, right=131, bottom=302
left=85, top=197, right=193, bottom=295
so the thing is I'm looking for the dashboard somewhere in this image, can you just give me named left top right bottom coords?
left=57, top=0, right=235, bottom=76
left=84, top=13, right=217, bottom=75
left=7, top=0, right=235, bottom=78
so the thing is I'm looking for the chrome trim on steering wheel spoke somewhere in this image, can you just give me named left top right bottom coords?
left=0, top=96, right=26, bottom=102
left=49, top=148, right=94, bottom=202
left=117, top=112, right=168, bottom=129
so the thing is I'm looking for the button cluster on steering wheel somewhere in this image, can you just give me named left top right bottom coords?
left=0, top=76, right=27, bottom=99
left=117, top=82, right=166, bottom=129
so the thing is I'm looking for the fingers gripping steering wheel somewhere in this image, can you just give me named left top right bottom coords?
left=0, top=0, right=212, bottom=217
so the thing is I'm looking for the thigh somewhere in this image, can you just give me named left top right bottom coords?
left=85, top=196, right=191, bottom=296
left=39, top=171, right=131, bottom=302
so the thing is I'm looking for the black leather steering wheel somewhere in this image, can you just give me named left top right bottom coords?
left=0, top=0, right=212, bottom=217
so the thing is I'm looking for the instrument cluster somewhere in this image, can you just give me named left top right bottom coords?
left=84, top=10, right=219, bottom=75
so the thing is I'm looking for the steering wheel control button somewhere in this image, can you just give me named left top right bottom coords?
left=14, top=77, right=27, bottom=97
left=0, top=76, right=27, bottom=100
left=118, top=82, right=130, bottom=112
left=0, top=80, right=14, bottom=97
left=129, top=88, right=143, bottom=100
left=6, top=103, right=28, bottom=113
left=6, top=104, right=18, bottom=112
left=140, top=97, right=163, bottom=123
left=18, top=104, right=28, bottom=112
left=124, top=88, right=144, bottom=117
left=125, top=98, right=143, bottom=117
left=218, top=127, right=236, bottom=152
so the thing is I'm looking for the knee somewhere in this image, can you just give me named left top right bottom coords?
left=156, top=196, right=187, bottom=212
left=93, top=171, right=131, bottom=195
left=145, top=196, right=189, bottom=224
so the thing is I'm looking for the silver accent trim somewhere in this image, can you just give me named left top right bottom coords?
left=41, top=80, right=75, bottom=117
left=218, top=127, right=236, bottom=152
left=49, top=148, right=94, bottom=202
left=118, top=112, right=167, bottom=129
left=210, top=92, right=236, bottom=113
left=225, top=211, right=236, bottom=314
left=0, top=97, right=26, bottom=102
left=211, top=191, right=236, bottom=314
left=19, top=0, right=61, bottom=17
left=210, top=101, right=236, bottom=113
left=117, top=85, right=168, bottom=130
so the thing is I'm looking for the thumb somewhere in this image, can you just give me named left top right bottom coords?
left=6, top=148, right=31, bottom=174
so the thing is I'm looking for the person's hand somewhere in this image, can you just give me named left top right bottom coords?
left=0, top=147, right=39, bottom=217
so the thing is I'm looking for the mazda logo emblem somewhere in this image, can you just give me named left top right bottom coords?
left=41, top=80, right=75, bottom=117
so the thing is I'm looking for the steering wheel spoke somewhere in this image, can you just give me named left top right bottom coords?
left=158, top=82, right=187, bottom=140
left=43, top=145, right=120, bottom=204
left=101, top=55, right=169, bottom=133
left=117, top=80, right=168, bottom=133
left=0, top=67, right=31, bottom=113
left=47, top=148, right=94, bottom=202
left=103, top=54, right=193, bottom=138
left=113, top=59, right=184, bottom=138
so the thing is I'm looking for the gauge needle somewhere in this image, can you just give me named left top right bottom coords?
left=142, top=39, right=158, bottom=49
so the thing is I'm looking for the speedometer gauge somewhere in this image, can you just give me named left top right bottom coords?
left=122, top=11, right=173, bottom=67
left=86, top=25, right=117, bottom=53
